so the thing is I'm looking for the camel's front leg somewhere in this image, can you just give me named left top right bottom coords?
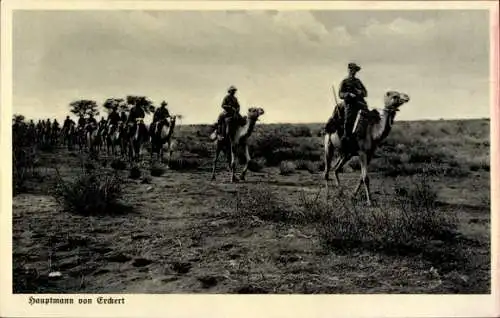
left=240, top=144, right=251, bottom=181
left=323, top=135, right=334, bottom=181
left=230, top=144, right=239, bottom=183
left=165, top=141, right=172, bottom=168
left=211, top=143, right=221, bottom=181
left=333, top=155, right=349, bottom=187
left=353, top=152, right=372, bottom=206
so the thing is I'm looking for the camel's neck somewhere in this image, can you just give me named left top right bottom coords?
left=237, top=116, right=257, bottom=140
left=372, top=108, right=395, bottom=142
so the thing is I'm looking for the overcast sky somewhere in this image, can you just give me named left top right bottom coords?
left=13, top=9, right=490, bottom=124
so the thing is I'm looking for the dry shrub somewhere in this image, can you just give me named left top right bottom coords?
left=299, top=176, right=458, bottom=253
left=247, top=158, right=265, bottom=172
left=279, top=161, right=296, bottom=176
left=150, top=164, right=166, bottom=177
left=129, top=166, right=142, bottom=179
left=53, top=169, right=124, bottom=216
left=166, top=156, right=202, bottom=171
left=110, top=159, right=127, bottom=170
left=230, top=185, right=297, bottom=224
left=295, top=160, right=317, bottom=173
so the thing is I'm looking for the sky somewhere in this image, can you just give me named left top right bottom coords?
left=12, top=9, right=491, bottom=124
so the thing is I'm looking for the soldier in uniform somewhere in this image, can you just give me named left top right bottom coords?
left=339, top=62, right=368, bottom=146
left=127, top=103, right=145, bottom=124
left=77, top=115, right=86, bottom=129
left=62, top=116, right=74, bottom=130
left=153, top=101, right=171, bottom=122
left=213, top=85, right=242, bottom=137
left=107, top=106, right=121, bottom=127
left=120, top=111, right=128, bottom=123
left=87, top=113, right=98, bottom=129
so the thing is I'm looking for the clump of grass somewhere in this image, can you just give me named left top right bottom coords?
left=141, top=176, right=152, bottom=184
left=52, top=168, right=124, bottom=216
left=295, top=160, right=317, bottom=173
left=110, top=159, right=127, bottom=170
left=230, top=185, right=296, bottom=224
left=150, top=164, right=166, bottom=177
left=167, top=157, right=202, bottom=171
left=469, top=157, right=490, bottom=172
left=247, top=158, right=265, bottom=172
left=305, top=176, right=458, bottom=254
left=129, top=166, right=141, bottom=179
left=279, top=161, right=296, bottom=176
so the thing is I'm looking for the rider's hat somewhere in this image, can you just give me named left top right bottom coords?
left=228, top=85, right=237, bottom=93
left=348, top=62, right=361, bottom=72
left=161, top=101, right=168, bottom=107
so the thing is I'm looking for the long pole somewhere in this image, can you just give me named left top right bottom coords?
left=331, top=84, right=339, bottom=106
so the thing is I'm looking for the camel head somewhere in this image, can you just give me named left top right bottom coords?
left=247, top=107, right=265, bottom=121
left=383, top=91, right=410, bottom=112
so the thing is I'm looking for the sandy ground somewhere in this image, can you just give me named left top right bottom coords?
left=12, top=146, right=490, bottom=294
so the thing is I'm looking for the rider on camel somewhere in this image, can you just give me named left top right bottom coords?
left=325, top=62, right=369, bottom=150
left=213, top=85, right=242, bottom=138
left=152, top=101, right=171, bottom=133
left=86, top=114, right=98, bottom=131
left=153, top=101, right=171, bottom=123
left=107, top=105, right=121, bottom=134
left=63, top=116, right=74, bottom=130
left=77, top=115, right=86, bottom=129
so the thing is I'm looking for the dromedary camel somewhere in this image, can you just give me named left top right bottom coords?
left=127, top=118, right=149, bottom=162
left=106, top=121, right=126, bottom=157
left=323, top=91, right=410, bottom=205
left=150, top=115, right=177, bottom=163
left=210, top=107, right=265, bottom=183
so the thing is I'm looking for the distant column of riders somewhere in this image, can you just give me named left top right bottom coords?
left=17, top=61, right=368, bottom=156
left=55, top=100, right=173, bottom=151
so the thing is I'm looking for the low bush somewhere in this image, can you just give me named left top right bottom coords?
left=53, top=169, right=124, bottom=216
left=279, top=161, right=296, bottom=176
left=302, top=175, right=458, bottom=253
left=150, top=164, right=166, bottom=177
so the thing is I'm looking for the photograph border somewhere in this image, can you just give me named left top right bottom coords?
left=1, top=1, right=499, bottom=317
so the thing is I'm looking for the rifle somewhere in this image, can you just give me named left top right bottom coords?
left=331, top=84, right=339, bottom=107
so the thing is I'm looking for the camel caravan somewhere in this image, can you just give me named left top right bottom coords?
left=12, top=62, right=410, bottom=204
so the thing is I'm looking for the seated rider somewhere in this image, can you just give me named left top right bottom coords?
left=213, top=85, right=242, bottom=137
left=152, top=101, right=171, bottom=133
left=127, top=103, right=146, bottom=132
left=86, top=114, right=98, bottom=131
left=63, top=116, right=74, bottom=130
left=153, top=101, right=171, bottom=123
left=77, top=115, right=86, bottom=129
left=325, top=62, right=368, bottom=149
left=120, top=111, right=128, bottom=123
left=107, top=105, right=121, bottom=134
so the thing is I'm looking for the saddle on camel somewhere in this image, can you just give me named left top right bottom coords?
left=211, top=85, right=247, bottom=141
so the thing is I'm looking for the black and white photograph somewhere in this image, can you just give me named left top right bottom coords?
left=3, top=0, right=499, bottom=315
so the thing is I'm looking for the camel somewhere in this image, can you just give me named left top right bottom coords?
left=323, top=91, right=410, bottom=206
left=64, top=122, right=77, bottom=150
left=150, top=115, right=177, bottom=164
left=210, top=107, right=265, bottom=182
left=106, top=121, right=127, bottom=157
left=127, top=118, right=148, bottom=162
left=86, top=124, right=101, bottom=155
